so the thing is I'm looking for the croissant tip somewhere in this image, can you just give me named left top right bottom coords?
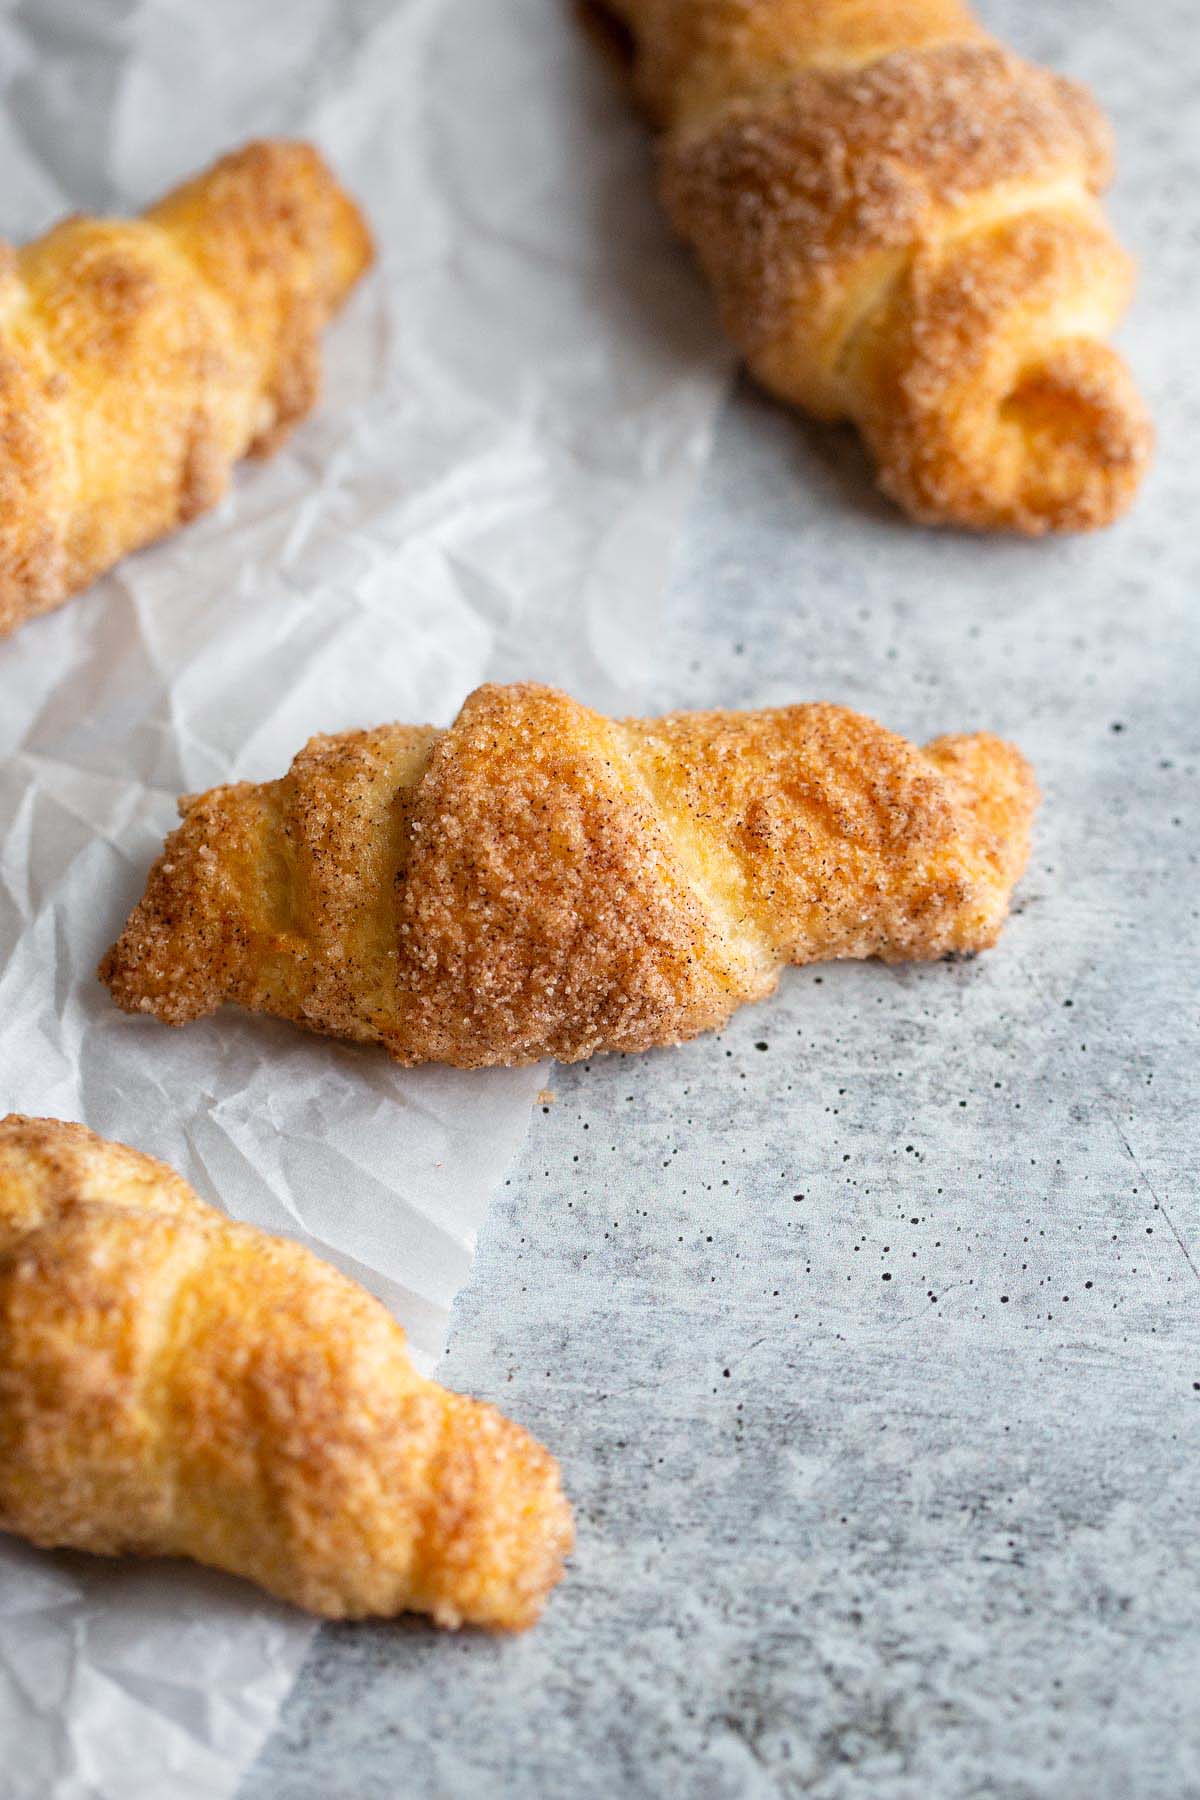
left=222, top=136, right=376, bottom=297
left=408, top=1396, right=575, bottom=1631
left=98, top=808, right=242, bottom=1027
left=874, top=338, right=1152, bottom=537
left=992, top=340, right=1152, bottom=535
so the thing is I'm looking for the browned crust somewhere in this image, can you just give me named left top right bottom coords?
left=605, top=1, right=1150, bottom=531
left=100, top=681, right=1038, bottom=1067
left=0, top=140, right=373, bottom=638
left=0, top=1114, right=572, bottom=1627
left=661, top=45, right=1111, bottom=366
left=612, top=0, right=988, bottom=126
left=854, top=208, right=1151, bottom=532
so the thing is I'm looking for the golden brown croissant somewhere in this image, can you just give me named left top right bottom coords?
left=101, top=680, right=1037, bottom=1066
left=599, top=0, right=1151, bottom=532
left=0, top=140, right=373, bottom=637
left=0, top=1115, right=572, bottom=1628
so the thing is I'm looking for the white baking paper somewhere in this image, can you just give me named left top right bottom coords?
left=0, top=0, right=730, bottom=1793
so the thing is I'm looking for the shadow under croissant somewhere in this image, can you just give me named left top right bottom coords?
left=774, top=396, right=901, bottom=530
left=5, top=1540, right=539, bottom=1637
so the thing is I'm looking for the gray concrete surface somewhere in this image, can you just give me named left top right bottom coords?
left=243, top=3, right=1199, bottom=1795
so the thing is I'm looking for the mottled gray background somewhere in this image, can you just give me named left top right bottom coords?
left=244, top=1, right=1198, bottom=1794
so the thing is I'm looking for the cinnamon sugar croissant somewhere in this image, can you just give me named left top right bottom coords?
left=0, top=1115, right=572, bottom=1628
left=0, top=140, right=373, bottom=637
left=600, top=0, right=1151, bottom=532
left=101, top=681, right=1037, bottom=1066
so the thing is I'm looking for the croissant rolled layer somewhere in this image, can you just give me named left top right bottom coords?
left=100, top=681, right=1037, bottom=1066
left=0, top=1115, right=572, bottom=1627
left=604, top=0, right=1151, bottom=532
left=0, top=139, right=373, bottom=637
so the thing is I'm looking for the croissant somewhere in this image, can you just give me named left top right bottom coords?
left=0, top=1115, right=572, bottom=1628
left=100, top=680, right=1037, bottom=1066
left=0, top=139, right=373, bottom=637
left=599, top=0, right=1151, bottom=532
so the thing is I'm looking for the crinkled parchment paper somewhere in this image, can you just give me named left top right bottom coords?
left=0, top=1, right=730, bottom=1792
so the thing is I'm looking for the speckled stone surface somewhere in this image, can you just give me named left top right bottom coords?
left=242, top=2, right=1199, bottom=1795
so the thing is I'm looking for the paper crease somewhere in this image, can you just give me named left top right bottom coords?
left=0, top=0, right=731, bottom=1795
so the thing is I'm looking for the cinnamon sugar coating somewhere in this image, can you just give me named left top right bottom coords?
left=0, top=1114, right=572, bottom=1628
left=100, top=681, right=1038, bottom=1067
left=603, top=0, right=1150, bottom=531
left=0, top=140, right=373, bottom=637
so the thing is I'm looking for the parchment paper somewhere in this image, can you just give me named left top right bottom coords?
left=0, top=1, right=730, bottom=1793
